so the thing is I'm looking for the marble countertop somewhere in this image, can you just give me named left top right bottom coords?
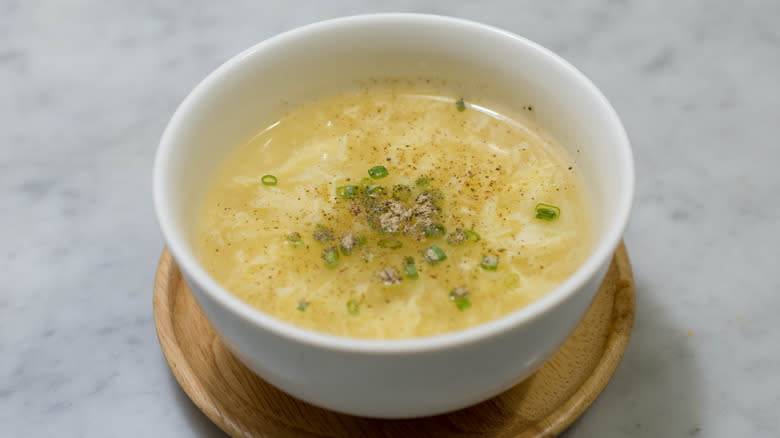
left=2, top=1, right=778, bottom=436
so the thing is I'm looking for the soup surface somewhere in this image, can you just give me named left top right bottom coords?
left=197, top=83, right=592, bottom=339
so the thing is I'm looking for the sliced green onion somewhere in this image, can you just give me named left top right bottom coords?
left=455, top=297, right=471, bottom=310
left=392, top=184, right=412, bottom=201
left=423, top=245, right=447, bottom=265
left=449, top=286, right=471, bottom=311
left=285, top=232, right=303, bottom=247
left=535, top=203, right=561, bottom=221
left=415, top=176, right=431, bottom=187
left=481, top=254, right=499, bottom=271
left=359, top=177, right=373, bottom=190
left=336, top=185, right=359, bottom=199
left=368, top=165, right=389, bottom=179
left=261, top=174, right=278, bottom=186
left=313, top=224, right=334, bottom=243
left=464, top=230, right=481, bottom=242
left=455, top=99, right=466, bottom=112
left=403, top=257, right=419, bottom=280
left=356, top=235, right=367, bottom=246
left=346, top=299, right=360, bottom=315
left=366, top=185, right=387, bottom=198
left=422, top=223, right=447, bottom=239
left=447, top=229, right=480, bottom=246
left=504, top=273, right=520, bottom=288
left=297, top=299, right=309, bottom=312
left=377, top=238, right=403, bottom=249
left=321, top=246, right=339, bottom=268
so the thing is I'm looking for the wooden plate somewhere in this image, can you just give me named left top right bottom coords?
left=154, top=242, right=635, bottom=438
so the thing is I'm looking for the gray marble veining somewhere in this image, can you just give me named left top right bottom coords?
left=2, top=1, right=778, bottom=436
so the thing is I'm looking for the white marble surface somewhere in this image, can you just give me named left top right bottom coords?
left=2, top=1, right=778, bottom=436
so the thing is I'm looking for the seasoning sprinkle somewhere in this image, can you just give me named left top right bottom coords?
left=377, top=267, right=402, bottom=285
left=446, top=229, right=467, bottom=245
left=297, top=299, right=309, bottom=312
left=403, top=257, right=419, bottom=280
left=455, top=98, right=466, bottom=112
left=417, top=189, right=444, bottom=205
left=339, top=233, right=359, bottom=255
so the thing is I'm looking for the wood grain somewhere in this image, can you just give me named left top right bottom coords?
left=154, top=242, right=635, bottom=438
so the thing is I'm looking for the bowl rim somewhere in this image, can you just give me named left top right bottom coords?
left=153, top=12, right=634, bottom=355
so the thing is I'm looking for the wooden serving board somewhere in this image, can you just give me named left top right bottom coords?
left=154, top=242, right=635, bottom=438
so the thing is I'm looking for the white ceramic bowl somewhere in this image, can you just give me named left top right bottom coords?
left=154, top=14, right=633, bottom=418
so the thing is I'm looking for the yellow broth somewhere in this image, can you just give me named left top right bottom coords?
left=197, top=85, right=592, bottom=339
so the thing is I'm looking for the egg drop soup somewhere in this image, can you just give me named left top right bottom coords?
left=197, top=83, right=592, bottom=339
